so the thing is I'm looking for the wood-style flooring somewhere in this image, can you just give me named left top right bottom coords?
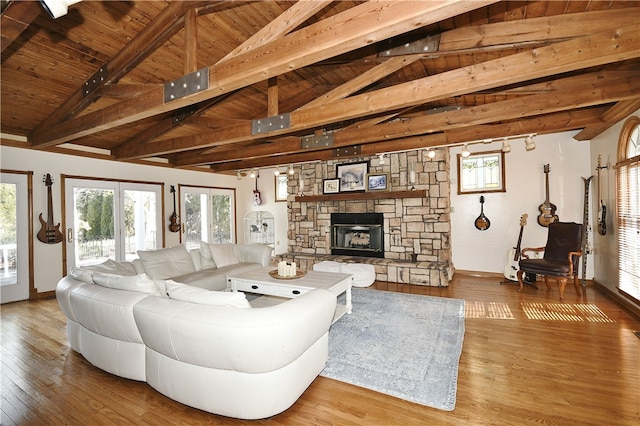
left=1, top=275, right=639, bottom=425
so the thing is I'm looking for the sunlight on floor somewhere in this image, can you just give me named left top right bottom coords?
left=521, top=303, right=615, bottom=322
left=465, top=301, right=515, bottom=319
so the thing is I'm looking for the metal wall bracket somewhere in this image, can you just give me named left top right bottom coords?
left=164, top=67, right=209, bottom=103
left=251, top=113, right=291, bottom=135
left=300, top=133, right=334, bottom=149
left=334, top=145, right=361, bottom=157
left=171, top=105, right=198, bottom=126
left=83, top=66, right=108, bottom=97
left=378, top=34, right=440, bottom=57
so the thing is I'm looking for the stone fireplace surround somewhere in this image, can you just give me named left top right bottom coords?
left=285, top=149, right=453, bottom=287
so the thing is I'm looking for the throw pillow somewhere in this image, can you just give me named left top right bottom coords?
left=165, top=280, right=250, bottom=308
left=69, top=259, right=136, bottom=283
left=199, top=240, right=217, bottom=269
left=92, top=272, right=162, bottom=295
left=137, top=244, right=196, bottom=280
left=209, top=244, right=239, bottom=268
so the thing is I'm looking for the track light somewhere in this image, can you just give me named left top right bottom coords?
left=501, top=139, right=511, bottom=153
left=426, top=148, right=436, bottom=159
left=525, top=135, right=536, bottom=151
left=378, top=153, right=386, bottom=165
left=249, top=169, right=257, bottom=179
left=461, top=144, right=470, bottom=158
left=41, top=0, right=83, bottom=19
left=237, top=171, right=242, bottom=180
left=288, top=165, right=295, bottom=175
left=274, top=169, right=280, bottom=176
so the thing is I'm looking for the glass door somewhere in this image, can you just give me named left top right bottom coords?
left=0, top=172, right=31, bottom=303
left=65, top=178, right=162, bottom=269
left=181, top=186, right=236, bottom=250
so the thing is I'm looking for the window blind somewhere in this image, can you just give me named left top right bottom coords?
left=617, top=155, right=640, bottom=303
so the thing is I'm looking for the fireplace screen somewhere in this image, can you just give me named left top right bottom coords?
left=331, top=213, right=384, bottom=258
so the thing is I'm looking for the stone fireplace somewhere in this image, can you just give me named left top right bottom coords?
left=286, top=149, right=453, bottom=286
left=331, top=213, right=384, bottom=258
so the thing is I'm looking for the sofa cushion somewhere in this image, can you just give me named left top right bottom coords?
left=137, top=244, right=196, bottom=280
left=165, top=280, right=250, bottom=308
left=70, top=259, right=136, bottom=283
left=92, top=272, right=163, bottom=296
left=199, top=241, right=217, bottom=269
left=209, top=244, right=239, bottom=268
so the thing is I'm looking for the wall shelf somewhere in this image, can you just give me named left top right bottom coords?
left=294, top=190, right=426, bottom=202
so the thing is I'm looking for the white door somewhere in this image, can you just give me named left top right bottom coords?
left=0, top=172, right=31, bottom=303
left=181, top=186, right=236, bottom=250
left=64, top=178, right=162, bottom=270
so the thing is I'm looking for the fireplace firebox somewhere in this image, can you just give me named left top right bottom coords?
left=330, top=213, right=384, bottom=258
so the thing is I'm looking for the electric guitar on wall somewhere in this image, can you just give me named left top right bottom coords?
left=596, top=155, right=607, bottom=236
left=503, top=214, right=528, bottom=281
left=537, top=164, right=559, bottom=227
left=37, top=173, right=64, bottom=244
left=253, top=177, right=262, bottom=206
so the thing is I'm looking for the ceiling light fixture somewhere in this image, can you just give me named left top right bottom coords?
left=525, top=135, right=536, bottom=151
left=461, top=144, right=471, bottom=158
left=249, top=169, right=257, bottom=179
left=426, top=148, right=436, bottom=159
left=41, top=0, right=83, bottom=19
left=237, top=171, right=242, bottom=180
left=378, top=153, right=386, bottom=165
left=274, top=168, right=280, bottom=176
left=288, top=165, right=295, bottom=175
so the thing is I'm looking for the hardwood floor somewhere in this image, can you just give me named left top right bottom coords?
left=2, top=275, right=639, bottom=425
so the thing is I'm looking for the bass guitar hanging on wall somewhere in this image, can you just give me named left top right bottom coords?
left=37, top=173, right=64, bottom=244
left=537, top=164, right=559, bottom=227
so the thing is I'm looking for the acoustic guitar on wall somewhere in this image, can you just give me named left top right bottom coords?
left=537, top=164, right=559, bottom=227
left=37, top=173, right=64, bottom=244
left=168, top=185, right=181, bottom=233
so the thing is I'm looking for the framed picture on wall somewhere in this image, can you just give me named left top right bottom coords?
left=323, top=178, right=340, bottom=194
left=336, top=161, right=368, bottom=192
left=366, top=173, right=389, bottom=191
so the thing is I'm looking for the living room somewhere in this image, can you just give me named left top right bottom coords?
left=1, top=1, right=639, bottom=424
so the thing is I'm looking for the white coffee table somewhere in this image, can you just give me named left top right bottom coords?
left=228, top=267, right=353, bottom=323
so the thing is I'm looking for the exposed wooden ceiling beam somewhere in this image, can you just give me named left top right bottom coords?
left=207, top=108, right=610, bottom=172
left=0, top=0, right=42, bottom=53
left=119, top=26, right=640, bottom=161
left=574, top=98, right=640, bottom=140
left=28, top=0, right=498, bottom=147
left=175, top=72, right=637, bottom=167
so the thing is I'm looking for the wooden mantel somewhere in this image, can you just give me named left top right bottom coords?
left=294, top=190, right=426, bottom=202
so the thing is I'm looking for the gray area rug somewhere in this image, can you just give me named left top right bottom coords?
left=320, top=288, right=465, bottom=411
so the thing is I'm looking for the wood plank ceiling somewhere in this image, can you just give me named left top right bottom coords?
left=2, top=1, right=639, bottom=173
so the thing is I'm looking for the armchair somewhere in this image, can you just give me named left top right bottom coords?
left=517, top=222, right=583, bottom=301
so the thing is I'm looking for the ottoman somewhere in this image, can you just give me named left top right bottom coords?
left=313, top=261, right=375, bottom=287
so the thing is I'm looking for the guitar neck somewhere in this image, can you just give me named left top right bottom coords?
left=47, top=185, right=55, bottom=226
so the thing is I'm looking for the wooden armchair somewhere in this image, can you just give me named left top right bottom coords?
left=516, top=222, right=583, bottom=301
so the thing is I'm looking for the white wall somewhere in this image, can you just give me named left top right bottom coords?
left=450, top=131, right=592, bottom=276
left=589, top=108, right=640, bottom=312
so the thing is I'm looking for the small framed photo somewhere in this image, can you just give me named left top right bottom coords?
left=323, top=178, right=340, bottom=194
left=367, top=173, right=389, bottom=191
left=336, top=161, right=368, bottom=192
left=275, top=175, right=288, bottom=202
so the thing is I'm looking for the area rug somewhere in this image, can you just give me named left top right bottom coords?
left=320, top=288, right=465, bottom=411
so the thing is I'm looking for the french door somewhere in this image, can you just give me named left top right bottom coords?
left=0, top=172, right=31, bottom=303
left=64, top=178, right=162, bottom=270
left=181, top=186, right=236, bottom=250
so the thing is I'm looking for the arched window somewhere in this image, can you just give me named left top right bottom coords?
left=616, top=116, right=640, bottom=303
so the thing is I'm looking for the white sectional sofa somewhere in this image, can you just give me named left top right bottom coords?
left=56, top=243, right=338, bottom=420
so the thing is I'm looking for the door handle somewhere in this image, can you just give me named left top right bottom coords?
left=67, top=228, right=73, bottom=243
